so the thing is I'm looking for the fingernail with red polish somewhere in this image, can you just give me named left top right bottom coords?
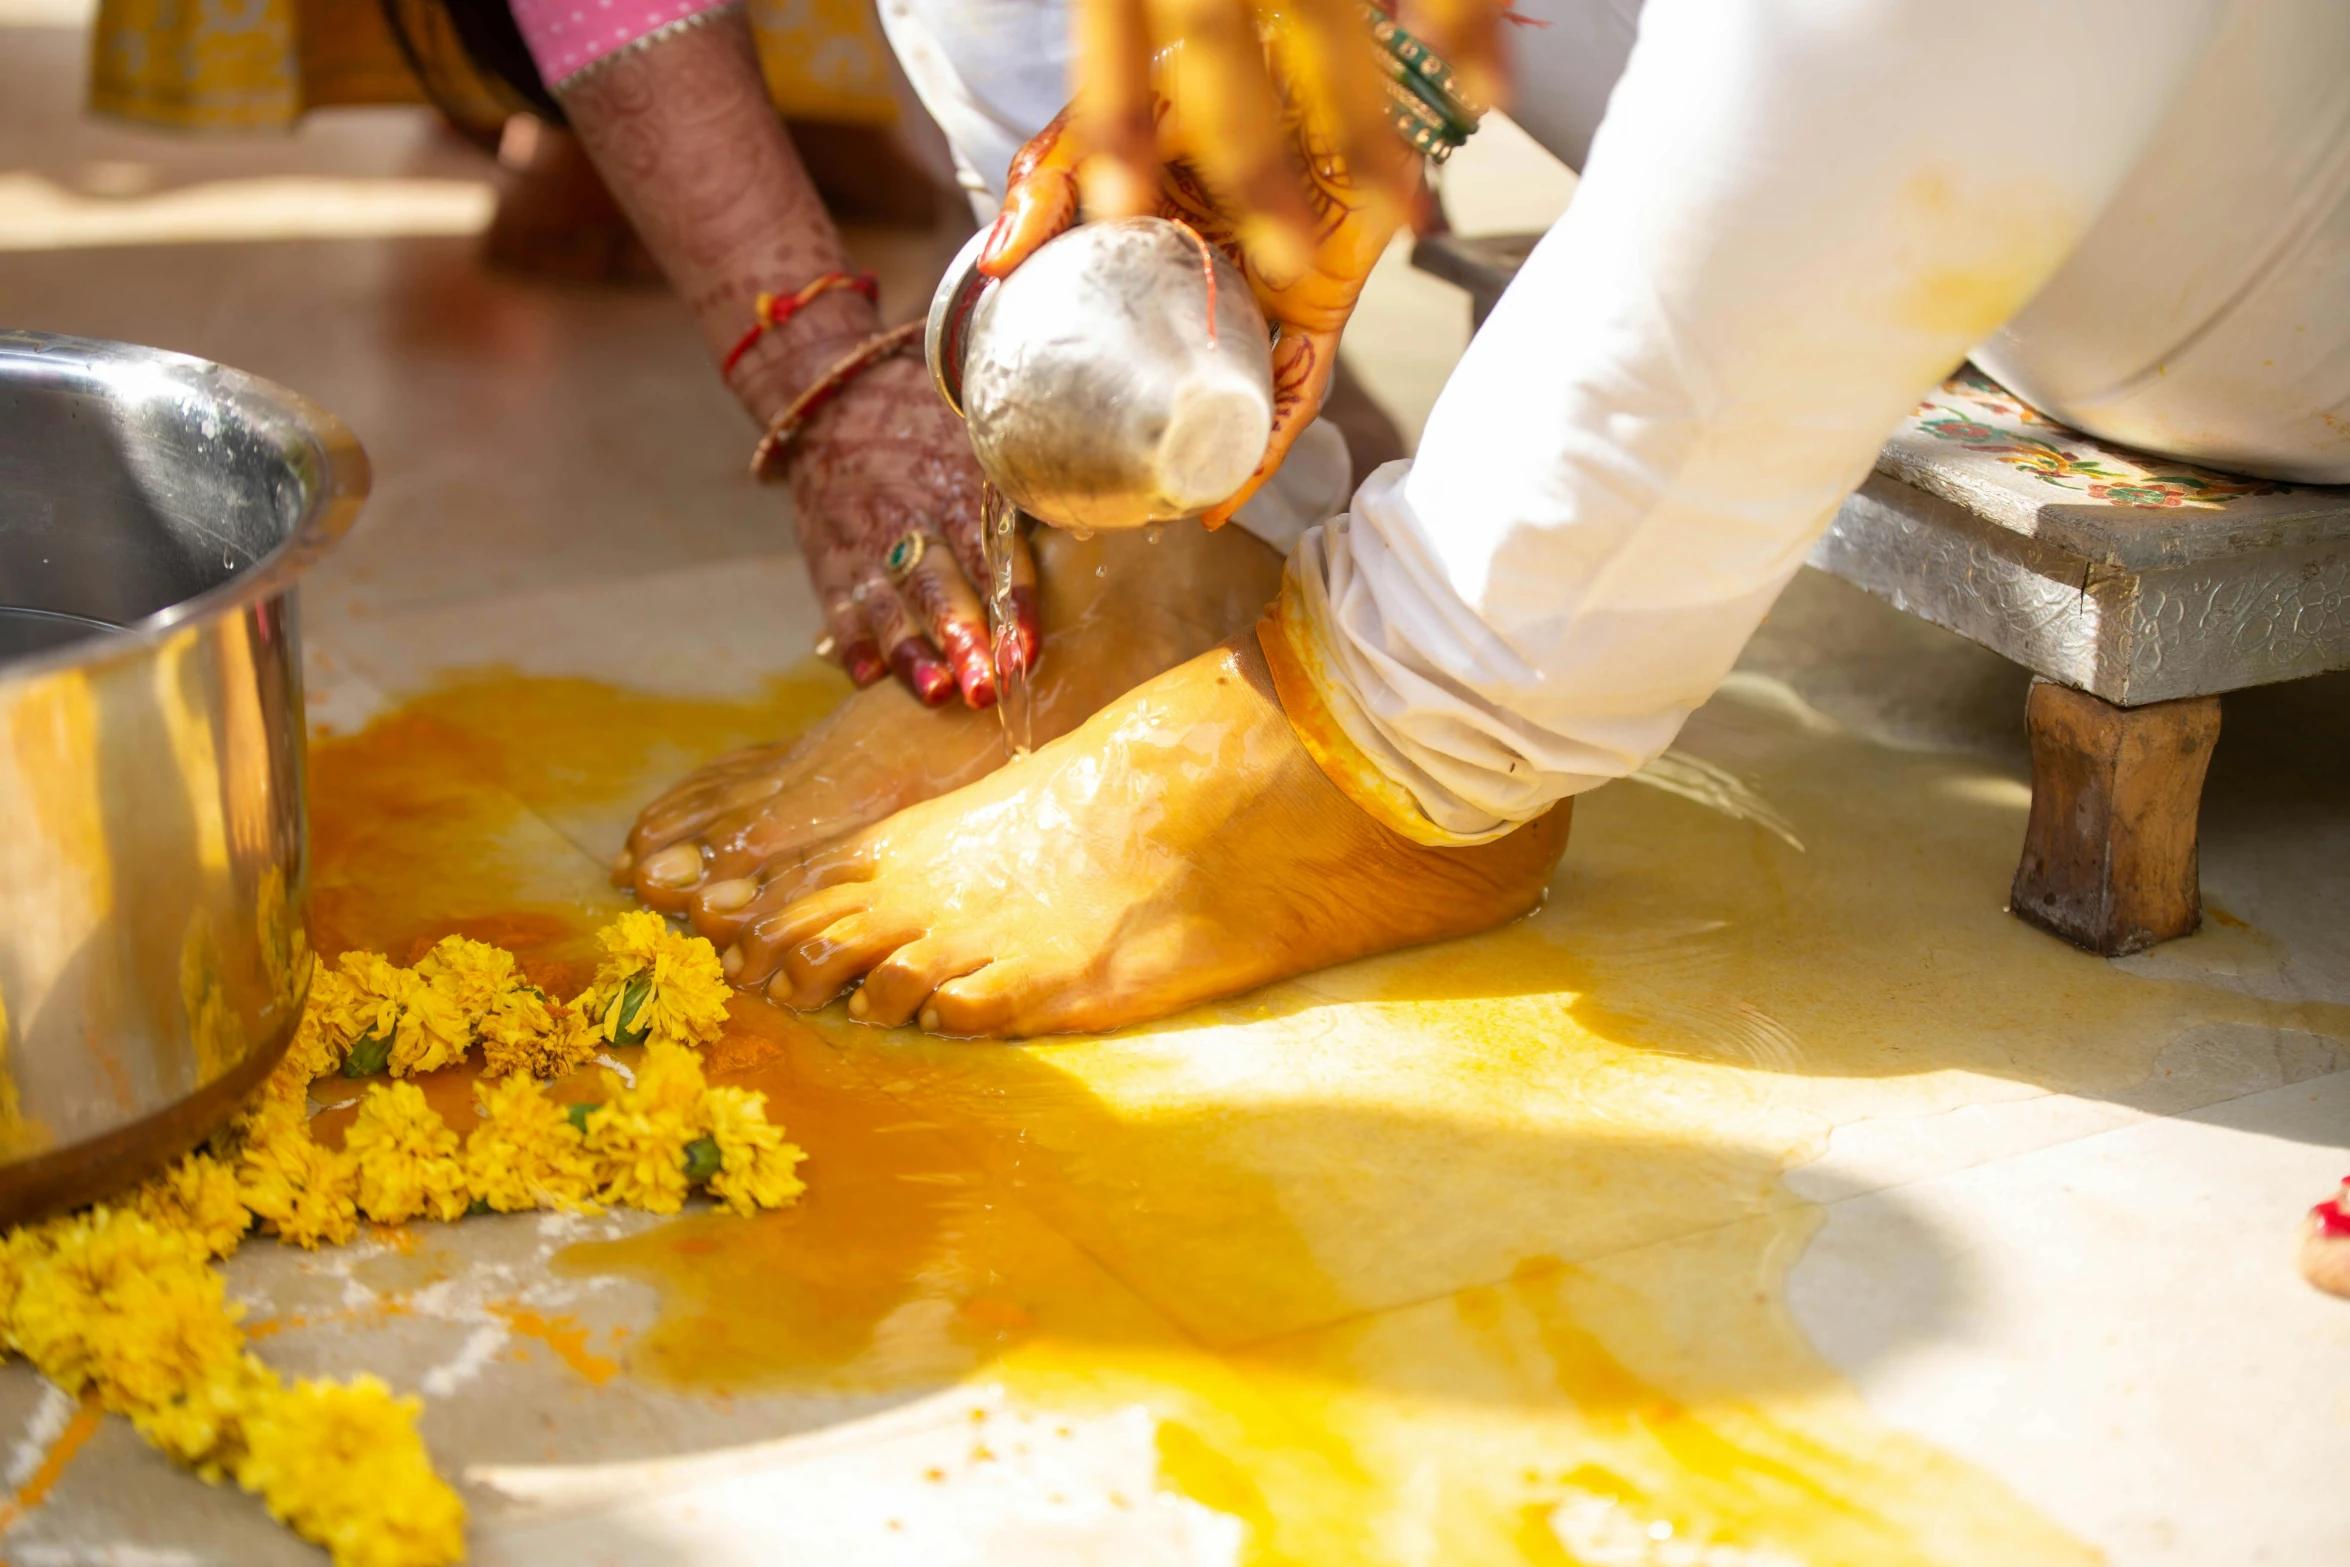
left=938, top=626, right=998, bottom=709
left=957, top=656, right=998, bottom=709
left=1007, top=586, right=1042, bottom=674
left=891, top=641, right=956, bottom=706
left=844, top=640, right=885, bottom=686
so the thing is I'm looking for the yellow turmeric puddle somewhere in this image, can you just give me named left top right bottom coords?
left=310, top=663, right=2348, bottom=1566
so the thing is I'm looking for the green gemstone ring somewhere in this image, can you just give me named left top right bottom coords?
left=884, top=530, right=931, bottom=582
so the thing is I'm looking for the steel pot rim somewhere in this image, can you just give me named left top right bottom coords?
left=0, top=328, right=371, bottom=690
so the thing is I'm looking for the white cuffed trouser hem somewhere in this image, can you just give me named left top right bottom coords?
left=1285, top=462, right=1689, bottom=849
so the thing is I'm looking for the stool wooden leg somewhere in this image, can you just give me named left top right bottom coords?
left=2009, top=679, right=2221, bottom=957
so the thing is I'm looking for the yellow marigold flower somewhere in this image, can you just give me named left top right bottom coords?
left=239, top=1373, right=467, bottom=1567
left=626, top=1038, right=709, bottom=1118
left=477, top=987, right=599, bottom=1081
left=462, top=1075, right=598, bottom=1213
left=574, top=911, right=729, bottom=1051
left=309, top=952, right=405, bottom=1067
left=411, top=934, right=516, bottom=1024
left=8, top=1208, right=244, bottom=1418
left=0, top=1220, right=57, bottom=1346
left=700, top=1086, right=807, bottom=1217
left=583, top=1041, right=717, bottom=1214
left=237, top=1103, right=358, bottom=1249
left=585, top=1102, right=698, bottom=1215
left=133, top=1351, right=279, bottom=1484
left=346, top=1083, right=470, bottom=1226
left=302, top=953, right=468, bottom=1079
left=385, top=974, right=470, bottom=1079
left=133, top=1151, right=251, bottom=1259
left=266, top=1006, right=340, bottom=1107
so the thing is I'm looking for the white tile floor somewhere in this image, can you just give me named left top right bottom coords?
left=4, top=9, right=2347, bottom=1564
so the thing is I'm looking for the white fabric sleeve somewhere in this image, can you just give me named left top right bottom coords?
left=1290, top=0, right=2233, bottom=843
left=1227, top=420, right=1352, bottom=557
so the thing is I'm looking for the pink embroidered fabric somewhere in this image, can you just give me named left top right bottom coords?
left=510, top=0, right=731, bottom=87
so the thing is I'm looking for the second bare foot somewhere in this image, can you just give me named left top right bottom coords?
left=623, top=521, right=1284, bottom=948
left=723, top=633, right=1570, bottom=1036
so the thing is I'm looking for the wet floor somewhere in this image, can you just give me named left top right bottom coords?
left=2, top=16, right=2346, bottom=1557
left=91, top=645, right=2328, bottom=1567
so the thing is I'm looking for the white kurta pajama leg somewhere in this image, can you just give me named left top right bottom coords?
left=1280, top=0, right=2350, bottom=845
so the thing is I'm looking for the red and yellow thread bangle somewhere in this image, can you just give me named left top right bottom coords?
left=720, top=271, right=880, bottom=378
left=748, top=320, right=925, bottom=479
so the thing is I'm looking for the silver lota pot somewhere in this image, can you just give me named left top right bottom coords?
left=927, top=216, right=1276, bottom=532
left=0, top=330, right=366, bottom=1223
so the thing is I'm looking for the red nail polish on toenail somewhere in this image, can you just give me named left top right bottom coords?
left=845, top=640, right=885, bottom=686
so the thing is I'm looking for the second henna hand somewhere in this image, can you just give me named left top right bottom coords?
left=555, top=5, right=1025, bottom=706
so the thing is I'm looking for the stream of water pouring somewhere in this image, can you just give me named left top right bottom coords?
left=979, top=482, right=1034, bottom=757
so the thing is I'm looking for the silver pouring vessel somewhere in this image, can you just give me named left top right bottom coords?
left=0, top=330, right=366, bottom=1222
left=927, top=216, right=1276, bottom=532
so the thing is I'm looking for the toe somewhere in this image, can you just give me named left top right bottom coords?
left=922, top=963, right=1021, bottom=1038
left=772, top=912, right=904, bottom=1010
left=699, top=876, right=760, bottom=913
left=732, top=881, right=871, bottom=987
left=689, top=876, right=762, bottom=946
left=854, top=938, right=986, bottom=1027
left=708, top=841, right=878, bottom=963
left=633, top=841, right=709, bottom=910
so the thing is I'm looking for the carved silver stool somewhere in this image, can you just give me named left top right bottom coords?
left=1415, top=232, right=2350, bottom=956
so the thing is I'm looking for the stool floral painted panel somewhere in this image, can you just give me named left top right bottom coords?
left=1903, top=365, right=2292, bottom=510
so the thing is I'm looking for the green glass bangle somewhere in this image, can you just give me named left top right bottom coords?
left=1363, top=4, right=1484, bottom=160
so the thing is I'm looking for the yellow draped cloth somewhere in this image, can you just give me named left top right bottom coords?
left=88, top=0, right=900, bottom=132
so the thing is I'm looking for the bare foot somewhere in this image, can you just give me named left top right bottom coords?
left=624, top=523, right=1284, bottom=944
left=722, top=633, right=1571, bottom=1037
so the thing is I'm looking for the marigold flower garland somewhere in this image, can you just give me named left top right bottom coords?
left=0, top=915, right=802, bottom=1567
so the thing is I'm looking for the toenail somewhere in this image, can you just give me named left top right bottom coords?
left=918, top=1006, right=942, bottom=1033
left=611, top=848, right=635, bottom=876
left=641, top=844, right=703, bottom=887
left=701, top=877, right=758, bottom=913
left=847, top=990, right=871, bottom=1020
left=720, top=944, right=744, bottom=979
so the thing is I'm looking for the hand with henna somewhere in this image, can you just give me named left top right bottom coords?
left=1064, top=0, right=1473, bottom=252
left=556, top=6, right=1036, bottom=704
left=783, top=354, right=1036, bottom=706
left=978, top=34, right=1417, bottom=525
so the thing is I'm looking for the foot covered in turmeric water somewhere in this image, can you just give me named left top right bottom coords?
left=620, top=522, right=1284, bottom=949
left=721, top=632, right=1571, bottom=1036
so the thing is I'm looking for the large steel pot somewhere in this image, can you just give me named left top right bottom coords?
left=0, top=330, right=365, bottom=1222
